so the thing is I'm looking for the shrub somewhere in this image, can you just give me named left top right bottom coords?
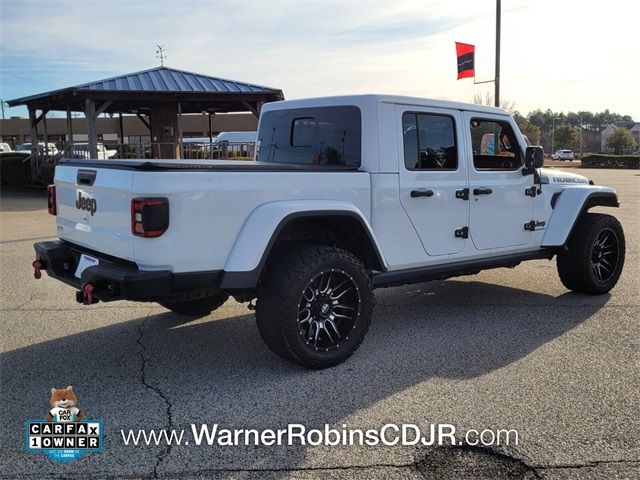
left=38, top=163, right=55, bottom=185
left=0, top=152, right=31, bottom=185
left=581, top=155, right=639, bottom=169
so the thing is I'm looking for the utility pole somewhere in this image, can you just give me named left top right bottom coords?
left=551, top=116, right=555, bottom=154
left=156, top=45, right=166, bottom=66
left=0, top=99, right=6, bottom=119
left=467, top=1, right=501, bottom=106
left=494, top=0, right=501, bottom=108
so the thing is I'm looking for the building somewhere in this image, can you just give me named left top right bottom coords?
left=600, top=122, right=640, bottom=152
left=0, top=113, right=257, bottom=149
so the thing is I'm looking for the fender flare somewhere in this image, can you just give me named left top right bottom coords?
left=220, top=200, right=387, bottom=289
left=541, top=187, right=619, bottom=248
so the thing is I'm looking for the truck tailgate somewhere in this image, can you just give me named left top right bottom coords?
left=55, top=165, right=135, bottom=261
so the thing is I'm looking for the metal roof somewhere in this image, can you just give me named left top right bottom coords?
left=7, top=67, right=283, bottom=107
left=78, top=67, right=279, bottom=94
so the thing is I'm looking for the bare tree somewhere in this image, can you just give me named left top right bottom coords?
left=471, top=92, right=516, bottom=114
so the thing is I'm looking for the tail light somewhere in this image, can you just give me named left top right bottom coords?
left=131, top=198, right=169, bottom=238
left=47, top=185, right=57, bottom=215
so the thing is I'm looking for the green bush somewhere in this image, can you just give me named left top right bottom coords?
left=38, top=163, right=55, bottom=185
left=0, top=152, right=31, bottom=185
left=581, top=155, right=640, bottom=169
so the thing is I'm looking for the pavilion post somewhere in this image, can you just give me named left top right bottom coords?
left=28, top=107, right=38, bottom=181
left=208, top=112, right=214, bottom=159
left=42, top=110, right=49, bottom=160
left=118, top=113, right=125, bottom=157
left=85, top=99, right=98, bottom=159
left=66, top=106, right=74, bottom=154
left=176, top=102, right=183, bottom=159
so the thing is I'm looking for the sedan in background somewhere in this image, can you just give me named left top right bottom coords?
left=552, top=149, right=575, bottom=161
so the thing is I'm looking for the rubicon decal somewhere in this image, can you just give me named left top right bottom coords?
left=25, top=385, right=103, bottom=462
left=75, top=191, right=97, bottom=215
left=550, top=176, right=589, bottom=184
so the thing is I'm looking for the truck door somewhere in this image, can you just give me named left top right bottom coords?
left=397, top=106, right=469, bottom=256
left=462, top=112, right=534, bottom=250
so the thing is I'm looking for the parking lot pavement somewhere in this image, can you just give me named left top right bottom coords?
left=1, top=169, right=639, bottom=479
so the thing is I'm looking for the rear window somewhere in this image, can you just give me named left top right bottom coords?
left=256, top=106, right=361, bottom=166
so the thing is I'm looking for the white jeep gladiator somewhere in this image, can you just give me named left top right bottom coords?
left=34, top=95, right=625, bottom=369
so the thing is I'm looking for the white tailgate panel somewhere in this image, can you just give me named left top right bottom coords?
left=55, top=166, right=135, bottom=261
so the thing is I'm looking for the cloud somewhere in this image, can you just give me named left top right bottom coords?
left=1, top=0, right=638, bottom=119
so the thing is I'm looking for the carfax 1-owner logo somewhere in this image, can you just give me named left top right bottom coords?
left=25, top=385, right=103, bottom=462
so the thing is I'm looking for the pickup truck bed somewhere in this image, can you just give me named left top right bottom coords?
left=51, top=159, right=373, bottom=275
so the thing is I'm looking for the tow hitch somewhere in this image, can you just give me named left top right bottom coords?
left=32, top=260, right=43, bottom=279
left=76, top=283, right=99, bottom=305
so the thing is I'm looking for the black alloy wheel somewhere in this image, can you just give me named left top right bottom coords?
left=256, top=245, right=374, bottom=369
left=557, top=213, right=625, bottom=295
left=590, top=228, right=620, bottom=282
left=297, top=269, right=361, bottom=352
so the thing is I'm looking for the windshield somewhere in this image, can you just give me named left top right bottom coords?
left=16, top=144, right=31, bottom=151
left=256, top=106, right=361, bottom=166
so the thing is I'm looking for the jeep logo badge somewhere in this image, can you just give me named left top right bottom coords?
left=75, top=192, right=97, bottom=216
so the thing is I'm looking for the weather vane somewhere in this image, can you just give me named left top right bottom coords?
left=156, top=45, right=166, bottom=66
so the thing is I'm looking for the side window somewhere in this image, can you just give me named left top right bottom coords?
left=470, top=119, right=521, bottom=170
left=402, top=112, right=457, bottom=170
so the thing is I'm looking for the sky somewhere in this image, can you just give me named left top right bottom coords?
left=1, top=0, right=638, bottom=119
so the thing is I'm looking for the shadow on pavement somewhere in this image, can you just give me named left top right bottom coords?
left=0, top=279, right=610, bottom=477
left=0, top=187, right=47, bottom=212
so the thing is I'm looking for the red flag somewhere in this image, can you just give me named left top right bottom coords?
left=455, top=42, right=475, bottom=79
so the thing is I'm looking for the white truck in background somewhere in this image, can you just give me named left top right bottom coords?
left=69, top=143, right=117, bottom=160
left=182, top=131, right=256, bottom=159
left=34, top=95, right=625, bottom=369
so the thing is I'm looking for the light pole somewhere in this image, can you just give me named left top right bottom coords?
left=494, top=0, right=501, bottom=108
left=466, top=1, right=501, bottom=107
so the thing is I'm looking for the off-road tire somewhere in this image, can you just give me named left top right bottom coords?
left=557, top=213, right=625, bottom=294
left=160, top=292, right=229, bottom=316
left=256, top=245, right=374, bottom=369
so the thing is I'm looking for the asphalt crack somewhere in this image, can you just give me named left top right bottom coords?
left=147, top=453, right=640, bottom=479
left=1, top=451, right=637, bottom=479
left=151, top=462, right=433, bottom=480
left=12, top=290, right=37, bottom=311
left=534, top=458, right=640, bottom=470
left=136, top=314, right=174, bottom=479
left=415, top=444, right=543, bottom=479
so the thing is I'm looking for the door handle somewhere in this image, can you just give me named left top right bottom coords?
left=77, top=169, right=97, bottom=186
left=455, top=188, right=469, bottom=200
left=473, top=187, right=493, bottom=196
left=411, top=189, right=434, bottom=198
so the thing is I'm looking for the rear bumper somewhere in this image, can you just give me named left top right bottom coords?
left=34, top=241, right=222, bottom=302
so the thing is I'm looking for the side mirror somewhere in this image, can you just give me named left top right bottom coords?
left=525, top=146, right=544, bottom=169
